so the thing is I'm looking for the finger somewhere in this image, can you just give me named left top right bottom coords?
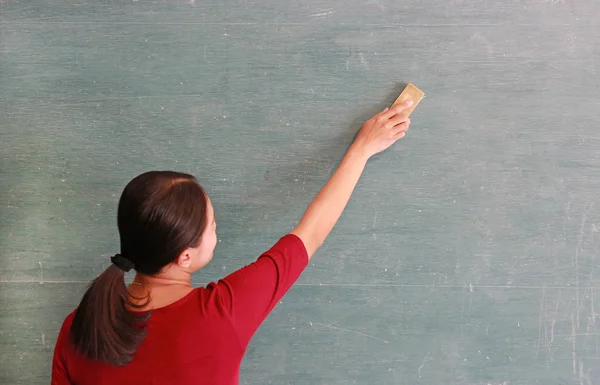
left=371, top=107, right=389, bottom=123
left=382, top=100, right=413, bottom=119
left=392, top=121, right=410, bottom=136
left=375, top=107, right=389, bottom=118
left=385, top=115, right=410, bottom=129
left=392, top=130, right=406, bottom=140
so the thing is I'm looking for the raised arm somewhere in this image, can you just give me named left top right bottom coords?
left=217, top=101, right=413, bottom=344
left=291, top=101, right=413, bottom=258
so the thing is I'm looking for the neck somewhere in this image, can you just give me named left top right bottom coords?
left=131, top=272, right=192, bottom=288
left=127, top=272, right=194, bottom=311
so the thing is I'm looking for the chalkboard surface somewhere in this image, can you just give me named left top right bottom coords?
left=2, top=1, right=600, bottom=384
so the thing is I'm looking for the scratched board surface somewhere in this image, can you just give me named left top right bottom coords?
left=1, top=0, right=600, bottom=384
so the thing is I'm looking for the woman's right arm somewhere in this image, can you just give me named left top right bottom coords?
left=291, top=100, right=413, bottom=258
left=217, top=101, right=413, bottom=345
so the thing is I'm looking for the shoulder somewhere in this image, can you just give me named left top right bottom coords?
left=201, top=234, right=308, bottom=310
left=54, top=310, right=76, bottom=358
left=60, top=310, right=76, bottom=335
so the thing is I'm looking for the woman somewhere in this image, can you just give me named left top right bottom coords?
left=51, top=101, right=413, bottom=384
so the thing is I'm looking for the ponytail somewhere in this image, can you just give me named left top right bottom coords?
left=69, top=171, right=209, bottom=366
left=69, top=261, right=148, bottom=366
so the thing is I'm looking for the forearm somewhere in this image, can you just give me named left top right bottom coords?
left=291, top=144, right=369, bottom=258
left=290, top=100, right=413, bottom=259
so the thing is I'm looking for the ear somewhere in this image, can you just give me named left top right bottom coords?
left=176, top=248, right=193, bottom=269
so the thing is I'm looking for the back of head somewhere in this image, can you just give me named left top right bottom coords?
left=69, top=171, right=208, bottom=366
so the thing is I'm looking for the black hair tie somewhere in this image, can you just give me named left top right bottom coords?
left=110, top=254, right=135, bottom=272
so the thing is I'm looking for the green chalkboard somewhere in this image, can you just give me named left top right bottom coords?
left=2, top=1, right=600, bottom=384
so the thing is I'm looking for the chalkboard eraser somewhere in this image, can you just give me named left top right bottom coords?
left=392, top=83, right=424, bottom=116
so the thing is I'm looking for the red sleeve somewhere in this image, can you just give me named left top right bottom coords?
left=217, top=233, right=308, bottom=347
left=51, top=312, right=74, bottom=385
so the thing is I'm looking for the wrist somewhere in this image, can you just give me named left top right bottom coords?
left=347, top=142, right=372, bottom=162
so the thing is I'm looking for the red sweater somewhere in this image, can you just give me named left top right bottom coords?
left=51, top=234, right=308, bottom=385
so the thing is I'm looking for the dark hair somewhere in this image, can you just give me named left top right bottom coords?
left=70, top=171, right=208, bottom=366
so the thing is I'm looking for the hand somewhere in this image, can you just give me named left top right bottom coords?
left=351, top=101, right=413, bottom=158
